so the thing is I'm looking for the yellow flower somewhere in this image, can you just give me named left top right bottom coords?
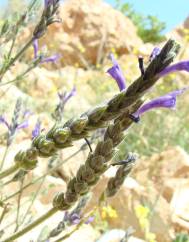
left=96, top=63, right=101, bottom=69
left=146, top=232, right=157, bottom=242
left=110, top=48, right=118, bottom=59
left=78, top=44, right=85, bottom=53
left=184, top=35, right=189, bottom=42
left=183, top=28, right=189, bottom=34
left=133, top=47, right=139, bottom=55
left=135, top=205, right=150, bottom=219
left=101, top=205, right=118, bottom=219
left=74, top=62, right=79, bottom=68
left=140, top=217, right=149, bottom=230
left=50, top=85, right=57, bottom=94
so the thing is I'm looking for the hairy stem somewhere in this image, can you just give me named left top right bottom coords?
left=0, top=164, right=19, bottom=180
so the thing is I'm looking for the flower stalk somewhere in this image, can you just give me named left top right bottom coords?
left=2, top=100, right=142, bottom=242
left=0, top=39, right=180, bottom=180
left=2, top=207, right=58, bottom=242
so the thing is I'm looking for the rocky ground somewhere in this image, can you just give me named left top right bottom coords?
left=0, top=0, right=189, bottom=241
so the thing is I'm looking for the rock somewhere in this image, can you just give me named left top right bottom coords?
left=0, top=84, right=32, bottom=110
left=128, top=237, right=145, bottom=242
left=85, top=166, right=171, bottom=242
left=96, top=229, right=144, bottom=242
left=62, top=224, right=100, bottom=242
left=134, top=146, right=189, bottom=202
left=43, top=0, right=142, bottom=66
left=170, top=179, right=189, bottom=230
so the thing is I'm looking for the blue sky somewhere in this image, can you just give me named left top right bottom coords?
left=0, top=0, right=188, bottom=32
left=106, top=0, right=189, bottom=32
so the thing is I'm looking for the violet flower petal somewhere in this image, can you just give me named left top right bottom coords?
left=149, top=47, right=161, bottom=62
left=45, top=0, right=53, bottom=8
left=132, top=88, right=186, bottom=119
left=85, top=216, right=95, bottom=224
left=32, top=120, right=41, bottom=139
left=33, top=39, right=61, bottom=64
left=0, top=116, right=10, bottom=130
left=17, top=120, right=29, bottom=130
left=23, top=110, right=33, bottom=119
left=63, top=86, right=76, bottom=104
left=33, top=39, right=39, bottom=59
left=158, top=60, right=189, bottom=78
left=107, top=53, right=126, bottom=91
left=69, top=213, right=81, bottom=225
left=41, top=54, right=61, bottom=64
left=71, top=218, right=81, bottom=225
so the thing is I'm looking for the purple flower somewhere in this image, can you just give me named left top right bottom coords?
left=53, top=87, right=76, bottom=121
left=107, top=54, right=126, bottom=91
left=33, top=39, right=61, bottom=64
left=0, top=116, right=10, bottom=129
left=33, top=39, right=38, bottom=59
left=69, top=213, right=81, bottom=225
left=40, top=54, right=61, bottom=64
left=64, top=211, right=94, bottom=225
left=59, top=86, right=76, bottom=105
left=32, top=120, right=41, bottom=139
left=158, top=60, right=189, bottom=78
left=23, top=110, right=33, bottom=119
left=0, top=115, right=28, bottom=131
left=45, top=0, right=54, bottom=8
left=131, top=88, right=186, bottom=121
left=17, top=120, right=29, bottom=130
left=149, top=47, right=161, bottom=61
left=64, top=212, right=81, bottom=225
left=85, top=216, right=95, bottom=224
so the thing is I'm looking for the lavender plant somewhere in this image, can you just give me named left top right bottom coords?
left=0, top=1, right=188, bottom=241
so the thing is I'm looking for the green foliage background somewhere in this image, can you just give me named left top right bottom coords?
left=115, top=0, right=166, bottom=43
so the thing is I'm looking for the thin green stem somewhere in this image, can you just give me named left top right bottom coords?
left=14, top=177, right=25, bottom=232
left=0, top=204, right=9, bottom=225
left=0, top=38, right=34, bottom=80
left=7, top=38, right=34, bottom=69
left=28, top=0, right=39, bottom=12
left=0, top=164, right=19, bottom=180
left=20, top=176, right=46, bottom=226
left=7, top=28, right=18, bottom=60
left=2, top=207, right=58, bottom=242
left=0, top=146, right=10, bottom=171
left=53, top=223, right=82, bottom=242
left=0, top=198, right=39, bottom=232
left=0, top=64, right=36, bottom=87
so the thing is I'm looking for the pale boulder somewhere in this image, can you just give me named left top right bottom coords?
left=44, top=0, right=142, bottom=66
